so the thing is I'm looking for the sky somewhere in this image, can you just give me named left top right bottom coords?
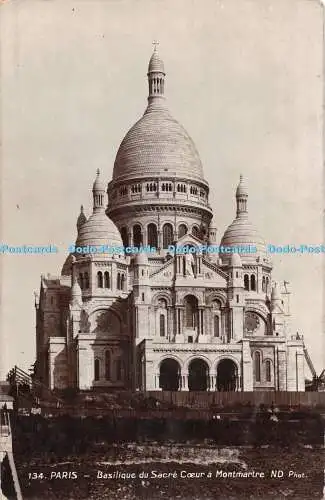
left=0, top=0, right=324, bottom=378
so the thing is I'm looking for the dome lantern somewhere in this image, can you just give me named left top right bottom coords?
left=236, top=174, right=248, bottom=217
left=147, top=42, right=165, bottom=104
left=92, top=169, right=105, bottom=212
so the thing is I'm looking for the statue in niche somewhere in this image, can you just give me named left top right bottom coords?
left=48, top=315, right=60, bottom=336
left=79, top=310, right=90, bottom=333
left=184, top=253, right=195, bottom=277
left=91, top=310, right=120, bottom=335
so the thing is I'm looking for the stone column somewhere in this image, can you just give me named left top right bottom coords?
left=182, top=371, right=189, bottom=391
left=158, top=230, right=163, bottom=250
left=242, top=340, right=253, bottom=391
left=196, top=255, right=203, bottom=276
left=296, top=350, right=305, bottom=391
left=176, top=255, right=183, bottom=276
left=196, top=309, right=201, bottom=341
left=143, top=227, right=148, bottom=247
left=89, top=261, right=94, bottom=295
left=278, top=348, right=287, bottom=390
left=154, top=373, right=160, bottom=390
left=111, top=261, right=117, bottom=291
left=78, top=345, right=92, bottom=390
left=179, top=307, right=183, bottom=335
left=167, top=306, right=173, bottom=341
left=128, top=229, right=133, bottom=247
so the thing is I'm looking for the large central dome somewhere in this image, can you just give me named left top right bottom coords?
left=112, top=48, right=205, bottom=184
left=113, top=107, right=204, bottom=182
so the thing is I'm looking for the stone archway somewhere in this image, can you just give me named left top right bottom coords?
left=188, top=359, right=209, bottom=391
left=217, top=359, right=238, bottom=391
left=159, top=359, right=181, bottom=391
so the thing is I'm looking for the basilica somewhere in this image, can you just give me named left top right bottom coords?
left=34, top=48, right=305, bottom=392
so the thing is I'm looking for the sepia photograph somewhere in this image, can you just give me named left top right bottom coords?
left=0, top=0, right=324, bottom=499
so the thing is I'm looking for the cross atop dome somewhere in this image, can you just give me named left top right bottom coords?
left=152, top=40, right=159, bottom=51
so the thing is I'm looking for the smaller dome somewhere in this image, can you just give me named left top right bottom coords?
left=61, top=254, right=74, bottom=276
left=76, top=211, right=123, bottom=250
left=221, top=217, right=266, bottom=264
left=148, top=49, right=165, bottom=74
left=134, top=252, right=148, bottom=265
left=236, top=175, right=248, bottom=197
left=220, top=176, right=266, bottom=264
left=230, top=252, right=242, bottom=267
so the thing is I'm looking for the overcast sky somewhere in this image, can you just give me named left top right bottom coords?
left=0, top=0, right=324, bottom=378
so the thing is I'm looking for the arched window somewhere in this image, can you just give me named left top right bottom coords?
left=177, top=184, right=186, bottom=193
left=184, top=295, right=198, bottom=328
left=178, top=224, right=187, bottom=239
left=160, top=314, right=166, bottom=337
left=105, top=351, right=110, bottom=380
left=214, top=315, right=220, bottom=337
left=121, top=227, right=128, bottom=247
left=117, top=273, right=121, bottom=290
left=158, top=298, right=167, bottom=309
left=121, top=274, right=125, bottom=290
left=262, top=276, right=266, bottom=292
left=255, top=352, right=261, bottom=382
left=104, top=271, right=110, bottom=288
left=192, top=225, right=200, bottom=238
left=265, top=360, right=272, bottom=382
left=133, top=224, right=142, bottom=247
left=116, top=359, right=122, bottom=381
left=94, top=359, right=100, bottom=381
left=162, top=223, right=173, bottom=248
left=97, top=271, right=103, bottom=288
left=84, top=272, right=89, bottom=289
left=147, top=223, right=158, bottom=248
left=251, top=275, right=256, bottom=291
left=244, top=274, right=249, bottom=291
left=79, top=273, right=84, bottom=290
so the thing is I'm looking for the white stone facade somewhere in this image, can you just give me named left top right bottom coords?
left=34, top=49, right=305, bottom=392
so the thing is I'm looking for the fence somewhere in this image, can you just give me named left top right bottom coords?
left=146, top=390, right=325, bottom=408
